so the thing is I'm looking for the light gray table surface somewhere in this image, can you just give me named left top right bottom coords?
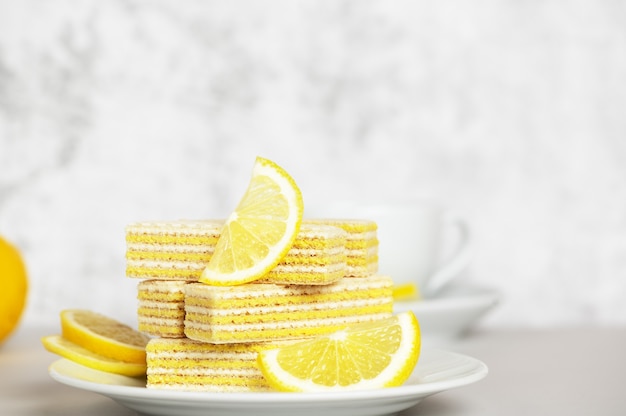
left=1, top=325, right=625, bottom=416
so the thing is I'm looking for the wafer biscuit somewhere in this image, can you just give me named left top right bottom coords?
left=184, top=274, right=393, bottom=344
left=137, top=280, right=188, bottom=338
left=126, top=220, right=221, bottom=281
left=146, top=337, right=292, bottom=392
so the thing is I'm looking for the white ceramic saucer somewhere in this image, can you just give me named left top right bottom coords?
left=393, top=283, right=499, bottom=346
left=49, top=349, right=487, bottom=416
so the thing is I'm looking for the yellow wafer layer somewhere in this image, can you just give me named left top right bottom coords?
left=184, top=274, right=393, bottom=344
left=128, top=267, right=198, bottom=280
left=138, top=307, right=184, bottom=319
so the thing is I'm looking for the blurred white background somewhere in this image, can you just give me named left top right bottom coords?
left=1, top=0, right=625, bottom=328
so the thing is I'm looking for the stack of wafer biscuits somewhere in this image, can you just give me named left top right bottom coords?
left=126, top=218, right=392, bottom=392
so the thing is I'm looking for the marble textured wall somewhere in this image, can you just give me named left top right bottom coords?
left=1, top=0, right=625, bottom=327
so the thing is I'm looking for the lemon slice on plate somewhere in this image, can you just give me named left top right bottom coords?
left=42, top=309, right=149, bottom=377
left=61, top=309, right=150, bottom=364
left=257, top=311, right=421, bottom=392
left=199, top=157, right=304, bottom=286
left=49, top=359, right=146, bottom=386
left=41, top=335, right=147, bottom=377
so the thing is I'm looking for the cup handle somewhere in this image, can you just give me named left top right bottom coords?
left=422, top=212, right=472, bottom=297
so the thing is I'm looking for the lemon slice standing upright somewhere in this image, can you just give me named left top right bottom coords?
left=257, top=311, right=421, bottom=392
left=199, top=157, right=304, bottom=286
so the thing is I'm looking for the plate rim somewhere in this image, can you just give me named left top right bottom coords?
left=48, top=349, right=488, bottom=404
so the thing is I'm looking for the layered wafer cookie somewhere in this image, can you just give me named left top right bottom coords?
left=126, top=220, right=347, bottom=285
left=146, top=337, right=292, bottom=392
left=184, top=274, right=393, bottom=344
left=137, top=280, right=188, bottom=338
left=305, top=219, right=378, bottom=277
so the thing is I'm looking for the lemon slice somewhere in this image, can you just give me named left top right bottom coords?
left=257, top=311, right=421, bottom=392
left=199, top=157, right=304, bottom=286
left=42, top=335, right=147, bottom=377
left=392, top=283, right=421, bottom=301
left=50, top=359, right=146, bottom=386
left=61, top=309, right=150, bottom=364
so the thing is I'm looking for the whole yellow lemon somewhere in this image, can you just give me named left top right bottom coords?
left=0, top=235, right=28, bottom=344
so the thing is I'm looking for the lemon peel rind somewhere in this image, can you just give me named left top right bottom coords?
left=199, top=157, right=304, bottom=286
left=257, top=311, right=421, bottom=392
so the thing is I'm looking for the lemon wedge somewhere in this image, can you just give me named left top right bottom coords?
left=199, top=157, right=304, bottom=286
left=257, top=311, right=421, bottom=392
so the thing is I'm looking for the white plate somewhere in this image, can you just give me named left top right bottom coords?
left=49, top=349, right=487, bottom=416
left=394, top=284, right=499, bottom=346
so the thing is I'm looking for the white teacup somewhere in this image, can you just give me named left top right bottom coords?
left=306, top=201, right=472, bottom=298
